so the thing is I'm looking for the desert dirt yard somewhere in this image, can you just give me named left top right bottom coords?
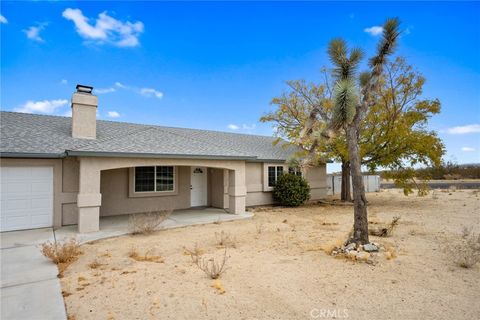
left=60, top=189, right=480, bottom=320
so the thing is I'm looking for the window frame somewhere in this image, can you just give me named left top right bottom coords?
left=266, top=165, right=285, bottom=188
left=129, top=166, right=178, bottom=198
left=288, top=166, right=303, bottom=177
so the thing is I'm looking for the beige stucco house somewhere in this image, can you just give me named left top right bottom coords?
left=0, top=85, right=327, bottom=233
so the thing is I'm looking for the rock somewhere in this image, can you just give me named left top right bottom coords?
left=345, top=243, right=357, bottom=251
left=363, top=243, right=379, bottom=252
left=356, top=251, right=370, bottom=261
left=347, top=250, right=358, bottom=260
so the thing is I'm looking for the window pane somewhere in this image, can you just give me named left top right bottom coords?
left=288, top=167, right=295, bottom=174
left=277, top=166, right=283, bottom=177
left=268, top=166, right=276, bottom=187
left=135, top=167, right=155, bottom=192
left=156, top=166, right=174, bottom=191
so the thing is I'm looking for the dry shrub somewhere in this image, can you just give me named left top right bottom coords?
left=194, top=248, right=229, bottom=279
left=128, top=247, right=164, bottom=263
left=369, top=216, right=401, bottom=237
left=255, top=223, right=264, bottom=235
left=129, top=210, right=172, bottom=235
left=320, top=237, right=345, bottom=254
left=184, top=243, right=204, bottom=263
left=215, top=230, right=237, bottom=248
left=449, top=228, right=480, bottom=268
left=41, top=238, right=81, bottom=276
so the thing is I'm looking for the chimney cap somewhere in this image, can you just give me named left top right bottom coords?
left=76, top=84, right=94, bottom=94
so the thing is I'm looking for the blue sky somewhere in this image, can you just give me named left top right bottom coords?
left=1, top=1, right=479, bottom=171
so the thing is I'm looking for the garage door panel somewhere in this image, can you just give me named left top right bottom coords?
left=5, top=199, right=30, bottom=210
left=31, top=214, right=52, bottom=226
left=1, top=181, right=30, bottom=194
left=31, top=181, right=52, bottom=193
left=0, top=167, right=53, bottom=232
left=31, top=198, right=52, bottom=209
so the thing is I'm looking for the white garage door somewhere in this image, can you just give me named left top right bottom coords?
left=0, top=167, right=53, bottom=232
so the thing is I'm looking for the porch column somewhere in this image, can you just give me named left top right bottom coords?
left=228, top=167, right=246, bottom=214
left=77, top=159, right=101, bottom=233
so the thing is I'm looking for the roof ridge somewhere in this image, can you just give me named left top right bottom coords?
left=0, top=111, right=274, bottom=139
left=152, top=126, right=253, bottom=157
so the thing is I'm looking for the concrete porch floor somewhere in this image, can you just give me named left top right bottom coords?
left=54, top=207, right=254, bottom=244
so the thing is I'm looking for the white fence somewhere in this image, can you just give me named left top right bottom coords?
left=326, top=174, right=380, bottom=195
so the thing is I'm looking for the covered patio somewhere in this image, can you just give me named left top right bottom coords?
left=55, top=207, right=253, bottom=244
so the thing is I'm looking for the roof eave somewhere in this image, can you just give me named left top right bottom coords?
left=66, top=150, right=257, bottom=161
left=0, top=152, right=67, bottom=159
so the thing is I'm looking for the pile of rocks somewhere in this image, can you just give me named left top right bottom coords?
left=331, top=242, right=383, bottom=263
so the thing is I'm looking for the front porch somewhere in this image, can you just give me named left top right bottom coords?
left=74, top=156, right=248, bottom=233
left=56, top=207, right=253, bottom=244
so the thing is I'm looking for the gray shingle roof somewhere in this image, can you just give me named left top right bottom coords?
left=0, top=111, right=294, bottom=161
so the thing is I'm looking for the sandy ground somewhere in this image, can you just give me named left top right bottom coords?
left=61, top=189, right=480, bottom=320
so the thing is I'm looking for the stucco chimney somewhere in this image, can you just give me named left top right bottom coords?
left=71, top=84, right=97, bottom=139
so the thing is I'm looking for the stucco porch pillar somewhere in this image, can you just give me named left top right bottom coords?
left=228, top=167, right=246, bottom=214
left=77, top=159, right=101, bottom=233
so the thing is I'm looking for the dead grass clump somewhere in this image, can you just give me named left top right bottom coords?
left=369, top=216, right=401, bottom=237
left=88, top=260, right=104, bottom=269
left=129, top=210, right=172, bottom=235
left=128, top=247, right=164, bottom=263
left=41, top=238, right=81, bottom=276
left=215, top=230, right=237, bottom=248
left=194, top=248, right=229, bottom=279
left=449, top=228, right=480, bottom=268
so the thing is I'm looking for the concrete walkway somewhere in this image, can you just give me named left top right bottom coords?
left=1, top=228, right=67, bottom=320
left=55, top=208, right=254, bottom=243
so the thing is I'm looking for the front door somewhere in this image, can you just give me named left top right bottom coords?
left=190, top=167, right=207, bottom=207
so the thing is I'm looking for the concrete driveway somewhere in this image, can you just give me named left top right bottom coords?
left=1, top=228, right=66, bottom=320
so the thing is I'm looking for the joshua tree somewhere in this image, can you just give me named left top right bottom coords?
left=328, top=18, right=401, bottom=244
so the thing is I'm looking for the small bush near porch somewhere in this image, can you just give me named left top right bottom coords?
left=273, top=173, right=311, bottom=206
left=60, top=189, right=479, bottom=320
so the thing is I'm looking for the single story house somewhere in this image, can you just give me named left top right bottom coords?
left=0, top=85, right=327, bottom=233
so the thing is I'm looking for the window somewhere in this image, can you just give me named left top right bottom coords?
left=134, top=166, right=175, bottom=193
left=288, top=167, right=302, bottom=177
left=268, top=166, right=284, bottom=187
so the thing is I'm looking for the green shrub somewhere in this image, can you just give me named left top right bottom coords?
left=273, top=173, right=310, bottom=206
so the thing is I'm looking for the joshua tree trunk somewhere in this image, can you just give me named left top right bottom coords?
left=347, top=125, right=369, bottom=244
left=340, top=159, right=352, bottom=202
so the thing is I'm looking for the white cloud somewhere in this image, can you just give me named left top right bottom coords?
left=24, top=23, right=48, bottom=42
left=60, top=79, right=68, bottom=85
left=446, top=124, right=480, bottom=135
left=461, top=147, right=476, bottom=152
left=95, top=87, right=116, bottom=94
left=364, top=26, right=383, bottom=36
left=227, top=124, right=256, bottom=131
left=14, top=99, right=68, bottom=114
left=62, top=8, right=144, bottom=47
left=115, top=82, right=127, bottom=89
left=0, top=14, right=7, bottom=24
left=107, top=111, right=120, bottom=118
left=140, top=88, right=163, bottom=99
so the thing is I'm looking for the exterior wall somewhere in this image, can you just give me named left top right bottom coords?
left=245, top=162, right=273, bottom=206
left=99, top=166, right=190, bottom=217
left=305, top=165, right=328, bottom=201
left=209, top=168, right=228, bottom=209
